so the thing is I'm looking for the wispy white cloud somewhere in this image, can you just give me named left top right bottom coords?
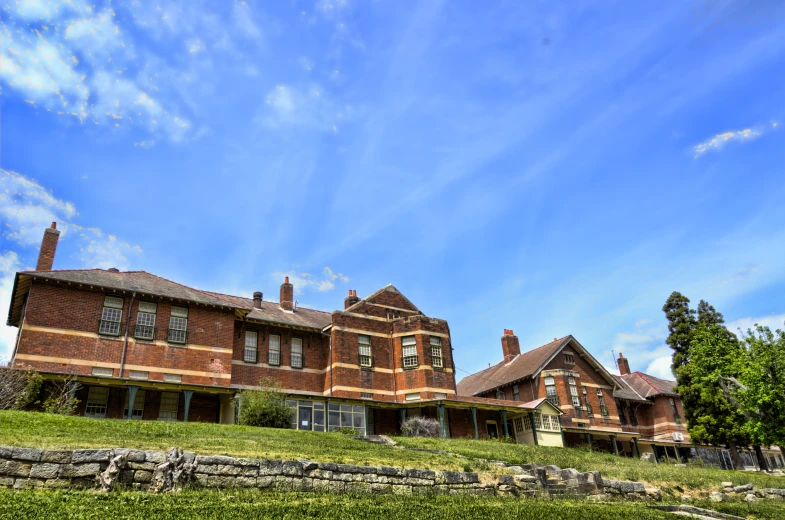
left=726, top=313, right=785, bottom=335
left=0, top=167, right=144, bottom=359
left=272, top=266, right=349, bottom=295
left=0, top=1, right=193, bottom=139
left=692, top=124, right=774, bottom=158
left=259, top=84, right=352, bottom=132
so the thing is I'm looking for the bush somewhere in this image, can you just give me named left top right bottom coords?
left=41, top=378, right=80, bottom=415
left=238, top=378, right=293, bottom=429
left=337, top=427, right=359, bottom=435
left=0, top=366, right=43, bottom=411
left=401, top=416, right=441, bottom=438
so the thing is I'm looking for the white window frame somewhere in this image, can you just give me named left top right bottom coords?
left=135, top=301, right=157, bottom=340
left=402, top=336, right=418, bottom=368
left=522, top=414, right=532, bottom=431
left=168, top=306, right=188, bottom=344
left=159, top=392, right=179, bottom=421
left=163, top=374, right=182, bottom=383
left=99, top=296, right=124, bottom=336
left=244, top=331, right=258, bottom=363
left=544, top=376, right=559, bottom=405
left=358, top=335, right=372, bottom=367
left=568, top=377, right=580, bottom=407
left=123, top=389, right=145, bottom=420
left=430, top=336, right=443, bottom=368
left=85, top=386, right=110, bottom=418
left=91, top=367, right=113, bottom=377
left=129, top=370, right=148, bottom=380
left=405, top=392, right=421, bottom=401
left=597, top=388, right=609, bottom=416
left=291, top=337, right=303, bottom=368
left=268, top=334, right=281, bottom=365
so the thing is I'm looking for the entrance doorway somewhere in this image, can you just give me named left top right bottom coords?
left=298, top=406, right=312, bottom=431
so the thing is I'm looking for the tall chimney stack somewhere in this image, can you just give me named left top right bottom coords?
left=344, top=289, right=360, bottom=309
left=253, top=291, right=263, bottom=309
left=618, top=352, right=631, bottom=376
left=501, top=329, right=520, bottom=362
left=36, top=222, right=60, bottom=271
left=280, top=277, right=294, bottom=311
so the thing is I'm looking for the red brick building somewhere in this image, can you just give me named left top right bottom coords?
left=6, top=224, right=560, bottom=441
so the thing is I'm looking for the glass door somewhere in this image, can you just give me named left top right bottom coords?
left=298, top=405, right=313, bottom=431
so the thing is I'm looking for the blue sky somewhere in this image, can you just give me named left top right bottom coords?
left=1, top=0, right=784, bottom=381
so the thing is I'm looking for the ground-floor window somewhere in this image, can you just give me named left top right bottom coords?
left=85, top=386, right=110, bottom=418
left=328, top=403, right=365, bottom=435
left=123, top=390, right=145, bottom=420
left=159, top=392, right=179, bottom=421
left=486, top=420, right=498, bottom=439
left=286, top=400, right=326, bottom=432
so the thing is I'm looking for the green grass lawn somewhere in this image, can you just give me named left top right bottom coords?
left=0, top=490, right=677, bottom=520
left=1, top=410, right=784, bottom=494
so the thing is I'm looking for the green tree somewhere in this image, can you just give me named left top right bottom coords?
left=696, top=300, right=724, bottom=327
left=684, top=324, right=749, bottom=469
left=663, top=292, right=696, bottom=372
left=721, top=324, right=785, bottom=469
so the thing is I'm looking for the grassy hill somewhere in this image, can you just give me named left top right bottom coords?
left=1, top=411, right=783, bottom=493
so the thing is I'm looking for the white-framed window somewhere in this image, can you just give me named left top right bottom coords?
left=544, top=376, right=559, bottom=406
left=564, top=353, right=575, bottom=364
left=532, top=413, right=543, bottom=430
left=358, top=335, right=372, bottom=367
left=99, top=296, right=124, bottom=336
left=514, top=417, right=524, bottom=433
left=402, top=336, right=418, bottom=368
left=244, top=331, right=258, bottom=363
left=123, top=390, right=145, bottom=420
left=291, top=337, right=303, bottom=368
left=129, top=370, right=148, bottom=380
left=327, top=403, right=365, bottom=435
left=540, top=415, right=560, bottom=431
left=84, top=386, right=110, bottom=418
left=168, top=306, right=188, bottom=344
left=434, top=392, right=447, bottom=400
left=522, top=414, right=532, bottom=431
left=159, top=392, right=179, bottom=421
left=568, top=377, right=580, bottom=407
left=597, top=388, right=609, bottom=416
left=163, top=374, right=182, bottom=383
left=268, top=334, right=281, bottom=365
left=135, top=301, right=157, bottom=340
left=405, top=392, right=421, bottom=401
left=91, top=367, right=113, bottom=377
left=513, top=384, right=520, bottom=401
left=360, top=393, right=373, bottom=399
left=430, top=336, right=443, bottom=368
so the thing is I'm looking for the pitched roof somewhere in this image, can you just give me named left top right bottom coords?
left=9, top=269, right=333, bottom=331
left=19, top=269, right=242, bottom=308
left=620, top=371, right=678, bottom=398
left=612, top=374, right=650, bottom=402
left=201, top=291, right=332, bottom=330
left=456, top=336, right=571, bottom=397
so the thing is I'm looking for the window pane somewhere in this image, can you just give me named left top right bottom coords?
left=245, top=331, right=258, bottom=347
left=340, top=411, right=351, bottom=427
left=544, top=377, right=554, bottom=385
left=292, top=338, right=302, bottom=353
left=353, top=414, right=364, bottom=428
left=138, top=301, right=157, bottom=313
left=359, top=335, right=371, bottom=346
left=104, top=296, right=124, bottom=309
left=170, top=306, right=188, bottom=318
left=169, top=317, right=187, bottom=331
left=159, top=392, right=179, bottom=421
left=340, top=404, right=352, bottom=412
left=85, top=387, right=110, bottom=418
left=429, top=336, right=441, bottom=346
left=328, top=411, right=340, bottom=428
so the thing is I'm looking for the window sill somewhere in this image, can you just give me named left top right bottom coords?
left=360, top=366, right=374, bottom=372
left=402, top=366, right=419, bottom=371
left=432, top=366, right=445, bottom=372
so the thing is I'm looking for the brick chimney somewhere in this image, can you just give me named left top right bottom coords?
left=253, top=291, right=263, bottom=309
left=280, top=277, right=294, bottom=311
left=501, top=329, right=520, bottom=362
left=618, top=352, right=631, bottom=376
left=36, top=222, right=60, bottom=271
left=344, top=289, right=360, bottom=309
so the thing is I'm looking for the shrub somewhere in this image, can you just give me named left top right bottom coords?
left=238, top=378, right=293, bottom=429
left=0, top=366, right=43, bottom=411
left=42, top=378, right=80, bottom=415
left=337, top=427, right=359, bottom=435
left=401, top=416, right=441, bottom=438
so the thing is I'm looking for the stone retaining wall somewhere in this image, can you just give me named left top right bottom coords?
left=0, top=446, right=659, bottom=501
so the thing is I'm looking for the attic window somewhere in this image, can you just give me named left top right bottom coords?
left=564, top=353, right=575, bottom=365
